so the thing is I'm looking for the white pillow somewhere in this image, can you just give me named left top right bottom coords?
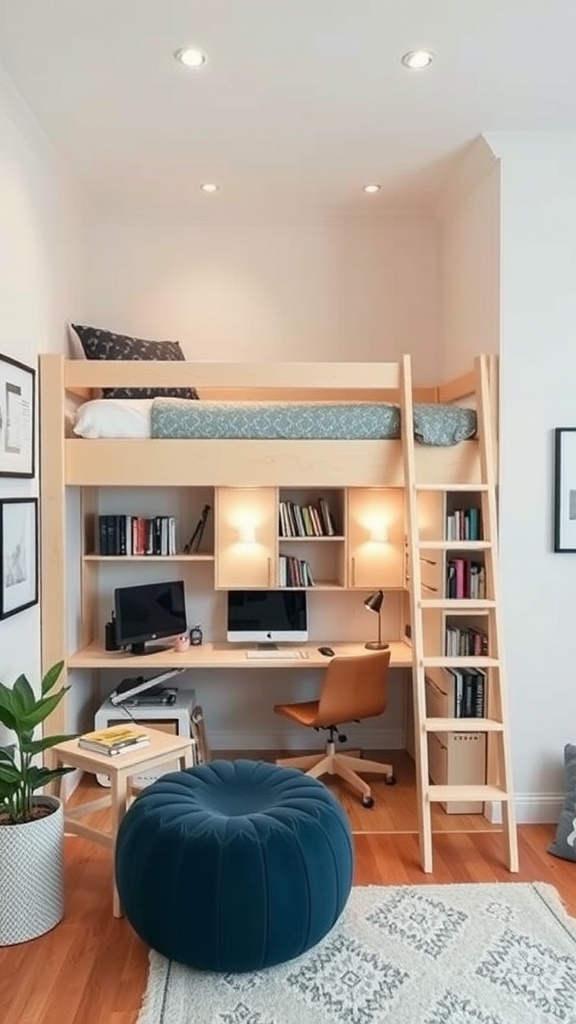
left=67, top=323, right=86, bottom=359
left=73, top=399, right=153, bottom=439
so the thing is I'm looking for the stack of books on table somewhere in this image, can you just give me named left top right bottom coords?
left=78, top=724, right=150, bottom=757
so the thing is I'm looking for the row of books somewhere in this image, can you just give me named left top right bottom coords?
left=445, top=507, right=482, bottom=541
left=279, top=499, right=337, bottom=538
left=444, top=668, right=486, bottom=718
left=98, top=514, right=177, bottom=556
left=279, top=554, right=316, bottom=587
left=446, top=559, right=486, bottom=599
left=78, top=724, right=150, bottom=756
left=445, top=625, right=488, bottom=657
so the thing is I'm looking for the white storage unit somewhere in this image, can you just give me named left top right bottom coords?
left=94, top=689, right=195, bottom=787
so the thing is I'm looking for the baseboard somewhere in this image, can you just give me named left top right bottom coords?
left=208, top=727, right=405, bottom=752
left=486, top=793, right=563, bottom=825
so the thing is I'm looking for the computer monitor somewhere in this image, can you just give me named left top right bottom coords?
left=226, top=589, right=308, bottom=644
left=114, top=580, right=187, bottom=655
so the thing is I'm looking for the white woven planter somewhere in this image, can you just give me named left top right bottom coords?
left=0, top=796, right=64, bottom=946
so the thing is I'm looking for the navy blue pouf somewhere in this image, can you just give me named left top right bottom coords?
left=115, top=759, right=353, bottom=972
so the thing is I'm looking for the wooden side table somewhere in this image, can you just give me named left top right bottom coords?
left=52, top=727, right=194, bottom=917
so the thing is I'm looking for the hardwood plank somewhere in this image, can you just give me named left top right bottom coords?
left=0, top=773, right=573, bottom=1024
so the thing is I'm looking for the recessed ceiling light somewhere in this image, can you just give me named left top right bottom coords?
left=200, top=183, right=219, bottom=194
left=363, top=184, right=381, bottom=194
left=174, top=47, right=207, bottom=69
left=401, top=49, right=434, bottom=69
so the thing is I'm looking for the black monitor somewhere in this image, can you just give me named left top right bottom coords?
left=226, top=589, right=308, bottom=644
left=114, top=580, right=187, bottom=655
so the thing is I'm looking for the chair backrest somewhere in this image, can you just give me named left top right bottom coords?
left=315, top=649, right=391, bottom=727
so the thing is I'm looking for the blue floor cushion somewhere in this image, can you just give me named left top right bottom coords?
left=115, top=759, right=354, bottom=971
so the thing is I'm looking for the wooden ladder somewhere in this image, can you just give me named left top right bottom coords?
left=400, top=354, right=519, bottom=874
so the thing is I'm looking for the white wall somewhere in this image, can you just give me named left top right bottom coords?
left=0, top=69, right=85, bottom=710
left=495, top=136, right=576, bottom=821
left=86, top=214, right=440, bottom=382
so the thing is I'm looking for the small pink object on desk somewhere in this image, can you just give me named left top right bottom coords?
left=174, top=633, right=190, bottom=652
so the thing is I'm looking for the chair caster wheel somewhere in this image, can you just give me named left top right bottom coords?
left=385, top=774, right=397, bottom=786
left=361, top=795, right=374, bottom=808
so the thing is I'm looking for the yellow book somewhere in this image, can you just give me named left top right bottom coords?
left=78, top=724, right=150, bottom=755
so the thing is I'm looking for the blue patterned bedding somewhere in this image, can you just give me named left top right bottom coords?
left=151, top=400, right=476, bottom=446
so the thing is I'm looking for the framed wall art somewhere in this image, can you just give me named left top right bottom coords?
left=0, top=353, right=35, bottom=478
left=0, top=498, right=38, bottom=619
left=554, top=427, right=576, bottom=552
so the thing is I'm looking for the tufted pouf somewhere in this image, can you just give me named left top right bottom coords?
left=115, top=759, right=353, bottom=972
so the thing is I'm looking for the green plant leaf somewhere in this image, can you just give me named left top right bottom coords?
left=19, top=687, right=70, bottom=730
left=41, top=660, right=64, bottom=696
left=0, top=764, right=22, bottom=783
left=0, top=745, right=16, bottom=765
left=20, top=734, right=77, bottom=756
left=13, top=674, right=36, bottom=715
left=26, top=764, right=73, bottom=792
left=0, top=684, right=18, bottom=730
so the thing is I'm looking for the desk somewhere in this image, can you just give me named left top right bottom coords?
left=68, top=639, right=413, bottom=670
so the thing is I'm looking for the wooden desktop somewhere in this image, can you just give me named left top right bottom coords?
left=68, top=640, right=413, bottom=671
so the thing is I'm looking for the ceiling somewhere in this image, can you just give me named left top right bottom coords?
left=0, top=0, right=575, bottom=220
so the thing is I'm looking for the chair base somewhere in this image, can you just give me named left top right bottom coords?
left=276, top=742, right=394, bottom=803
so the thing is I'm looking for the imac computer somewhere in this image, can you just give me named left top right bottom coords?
left=226, top=589, right=308, bottom=645
left=114, top=579, right=187, bottom=655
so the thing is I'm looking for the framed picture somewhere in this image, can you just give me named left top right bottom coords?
left=553, top=428, right=576, bottom=552
left=0, top=353, right=35, bottom=478
left=0, top=498, right=38, bottom=619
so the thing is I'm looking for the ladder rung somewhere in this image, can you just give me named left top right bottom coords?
left=427, top=784, right=509, bottom=803
left=419, top=599, right=496, bottom=610
left=424, top=717, right=504, bottom=733
left=414, top=484, right=489, bottom=492
left=421, top=656, right=499, bottom=668
left=418, top=541, right=491, bottom=551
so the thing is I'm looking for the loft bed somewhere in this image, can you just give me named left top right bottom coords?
left=39, top=354, right=495, bottom=489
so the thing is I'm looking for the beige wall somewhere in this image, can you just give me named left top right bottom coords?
left=84, top=214, right=441, bottom=383
left=439, top=141, right=501, bottom=378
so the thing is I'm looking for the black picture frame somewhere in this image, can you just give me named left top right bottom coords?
left=553, top=428, right=576, bottom=552
left=0, top=352, right=35, bottom=478
left=0, top=498, right=39, bottom=619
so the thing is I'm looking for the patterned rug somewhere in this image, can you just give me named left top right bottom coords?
left=136, top=883, right=576, bottom=1024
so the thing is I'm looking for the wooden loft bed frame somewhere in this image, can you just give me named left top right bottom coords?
left=39, top=354, right=495, bottom=490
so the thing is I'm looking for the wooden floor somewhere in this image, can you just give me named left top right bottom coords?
left=1, top=757, right=574, bottom=1024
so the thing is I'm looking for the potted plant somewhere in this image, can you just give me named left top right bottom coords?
left=0, top=660, right=75, bottom=945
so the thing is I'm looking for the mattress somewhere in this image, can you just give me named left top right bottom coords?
left=151, top=399, right=477, bottom=446
left=73, top=398, right=477, bottom=447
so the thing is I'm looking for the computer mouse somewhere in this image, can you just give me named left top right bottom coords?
left=318, top=646, right=335, bottom=657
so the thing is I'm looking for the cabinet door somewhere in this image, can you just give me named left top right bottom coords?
left=215, top=488, right=277, bottom=589
left=347, top=488, right=404, bottom=589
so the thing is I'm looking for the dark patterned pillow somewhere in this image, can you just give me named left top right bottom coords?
left=70, top=324, right=198, bottom=400
left=548, top=743, right=576, bottom=862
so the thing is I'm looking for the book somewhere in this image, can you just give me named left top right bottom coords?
left=78, top=724, right=150, bottom=756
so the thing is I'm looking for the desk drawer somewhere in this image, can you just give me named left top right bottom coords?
left=420, top=556, right=441, bottom=595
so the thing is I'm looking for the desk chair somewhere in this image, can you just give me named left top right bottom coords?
left=274, top=649, right=395, bottom=807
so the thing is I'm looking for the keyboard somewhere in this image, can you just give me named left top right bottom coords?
left=245, top=650, right=308, bottom=660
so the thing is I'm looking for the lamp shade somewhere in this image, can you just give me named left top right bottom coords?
left=363, top=590, right=384, bottom=614
left=363, top=590, right=388, bottom=650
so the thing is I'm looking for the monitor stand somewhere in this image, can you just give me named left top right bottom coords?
left=256, top=642, right=278, bottom=650
left=129, top=641, right=172, bottom=656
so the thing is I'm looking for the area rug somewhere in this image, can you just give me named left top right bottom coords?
left=136, top=883, right=576, bottom=1024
